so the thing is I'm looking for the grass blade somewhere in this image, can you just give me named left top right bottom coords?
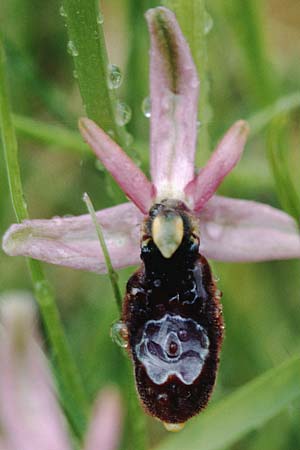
left=156, top=355, right=300, bottom=450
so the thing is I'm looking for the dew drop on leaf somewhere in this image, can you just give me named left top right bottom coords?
left=67, top=41, right=79, bottom=57
left=115, top=101, right=132, bottom=126
left=204, top=11, right=213, bottom=35
left=97, top=12, right=104, bottom=25
left=59, top=5, right=67, bottom=17
left=111, top=321, right=128, bottom=348
left=107, top=64, right=122, bottom=89
left=141, top=96, right=151, bottom=118
left=124, top=131, right=134, bottom=147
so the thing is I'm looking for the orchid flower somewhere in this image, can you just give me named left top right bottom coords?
left=0, top=293, right=122, bottom=450
left=2, top=7, right=300, bottom=272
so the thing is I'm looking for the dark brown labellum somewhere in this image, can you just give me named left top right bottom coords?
left=120, top=200, right=224, bottom=426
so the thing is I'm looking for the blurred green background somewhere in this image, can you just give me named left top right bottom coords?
left=1, top=0, right=300, bottom=449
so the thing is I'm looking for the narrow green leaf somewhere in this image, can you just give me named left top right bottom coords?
left=61, top=0, right=127, bottom=146
left=223, top=0, right=276, bottom=106
left=248, top=92, right=300, bottom=137
left=267, top=117, right=300, bottom=224
left=0, top=38, right=88, bottom=437
left=0, top=41, right=27, bottom=222
left=14, top=114, right=88, bottom=154
left=156, top=355, right=300, bottom=450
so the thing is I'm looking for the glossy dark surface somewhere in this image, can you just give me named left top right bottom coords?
left=122, top=201, right=224, bottom=424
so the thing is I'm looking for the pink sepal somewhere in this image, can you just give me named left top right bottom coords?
left=2, top=203, right=143, bottom=273
left=186, top=121, right=249, bottom=210
left=79, top=118, right=155, bottom=213
left=199, top=196, right=300, bottom=261
left=146, top=7, right=199, bottom=199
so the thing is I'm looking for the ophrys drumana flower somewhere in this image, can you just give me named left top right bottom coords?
left=2, top=5, right=300, bottom=430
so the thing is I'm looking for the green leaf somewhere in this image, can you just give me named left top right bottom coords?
left=267, top=117, right=300, bottom=224
left=61, top=0, right=127, bottom=146
left=222, top=0, right=276, bottom=107
left=156, top=355, right=300, bottom=450
left=0, top=37, right=88, bottom=438
left=14, top=114, right=88, bottom=154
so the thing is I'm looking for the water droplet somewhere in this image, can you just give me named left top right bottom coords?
left=115, top=101, right=132, bottom=126
left=141, top=96, right=151, bottom=118
left=73, top=69, right=78, bottom=79
left=129, top=148, right=141, bottom=167
left=204, top=11, right=213, bottom=35
left=196, top=120, right=201, bottom=130
left=124, top=131, right=134, bottom=147
left=107, top=64, right=122, bottom=89
left=97, top=11, right=104, bottom=24
left=107, top=129, right=115, bottom=139
left=111, top=321, right=128, bottom=348
left=94, top=159, right=105, bottom=172
left=59, top=5, right=67, bottom=17
left=67, top=41, right=78, bottom=57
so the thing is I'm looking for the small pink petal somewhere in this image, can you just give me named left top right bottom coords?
left=146, top=7, right=199, bottom=200
left=185, top=121, right=249, bottom=211
left=0, top=295, right=71, bottom=450
left=198, top=195, right=300, bottom=261
left=84, top=387, right=122, bottom=450
left=2, top=203, right=143, bottom=273
left=79, top=118, right=155, bottom=214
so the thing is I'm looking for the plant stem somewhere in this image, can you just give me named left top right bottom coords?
left=61, top=0, right=127, bottom=146
left=83, top=192, right=122, bottom=313
left=0, top=38, right=88, bottom=437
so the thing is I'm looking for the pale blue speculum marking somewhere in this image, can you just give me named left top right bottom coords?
left=136, top=314, right=209, bottom=385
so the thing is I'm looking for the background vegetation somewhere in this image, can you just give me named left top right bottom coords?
left=1, top=0, right=300, bottom=449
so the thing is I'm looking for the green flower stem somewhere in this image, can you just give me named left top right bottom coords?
left=83, top=193, right=122, bottom=313
left=0, top=46, right=27, bottom=222
left=157, top=354, right=300, bottom=450
left=163, top=0, right=210, bottom=159
left=61, top=0, right=127, bottom=146
left=14, top=114, right=88, bottom=154
left=0, top=39, right=88, bottom=436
